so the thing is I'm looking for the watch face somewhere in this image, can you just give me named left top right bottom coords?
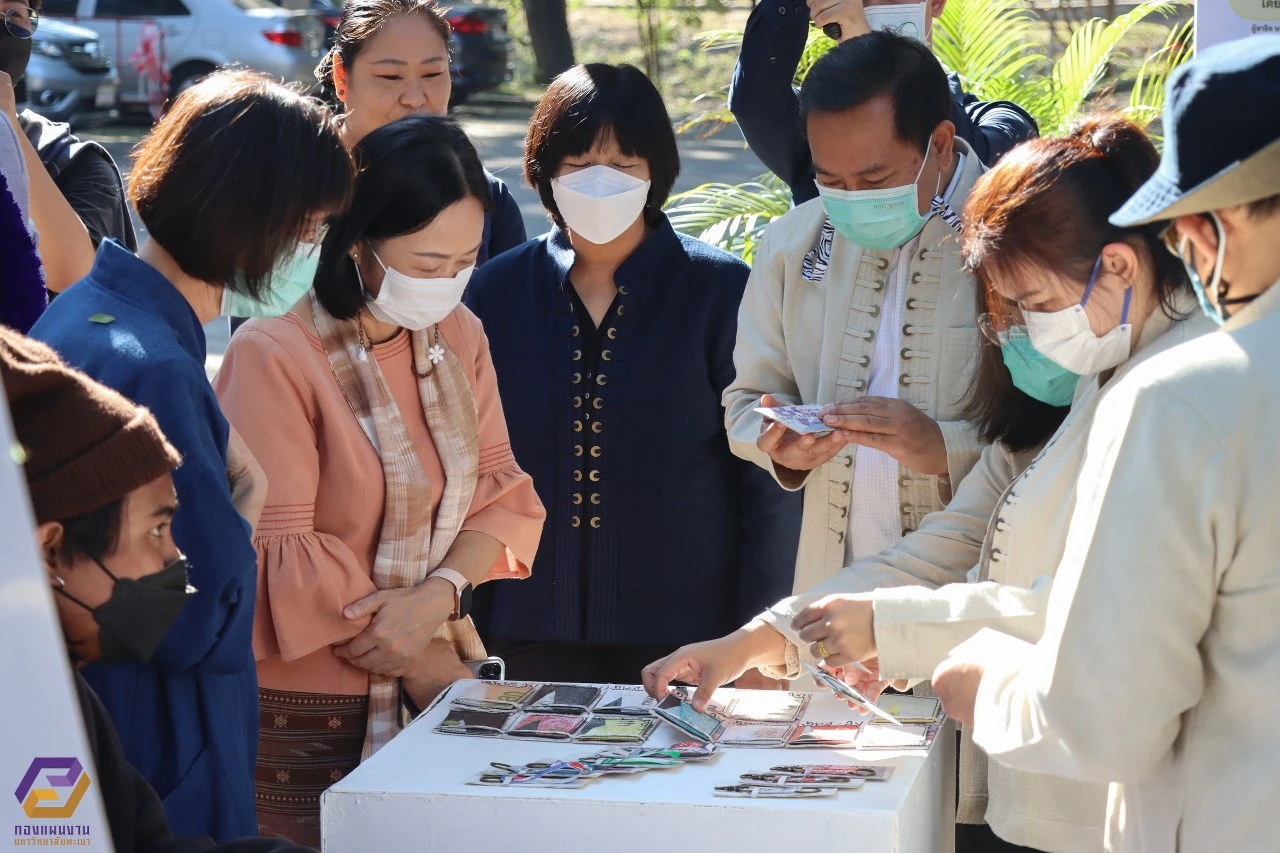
left=458, top=583, right=474, bottom=619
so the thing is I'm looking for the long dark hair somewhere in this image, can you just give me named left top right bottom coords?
left=312, top=114, right=492, bottom=320
left=959, top=114, right=1192, bottom=452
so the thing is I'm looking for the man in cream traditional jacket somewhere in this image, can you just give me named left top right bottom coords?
left=932, top=36, right=1280, bottom=853
left=724, top=31, right=987, bottom=596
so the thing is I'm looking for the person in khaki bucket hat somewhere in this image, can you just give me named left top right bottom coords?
left=930, top=34, right=1280, bottom=853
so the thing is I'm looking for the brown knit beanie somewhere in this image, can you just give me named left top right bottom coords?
left=0, top=326, right=182, bottom=523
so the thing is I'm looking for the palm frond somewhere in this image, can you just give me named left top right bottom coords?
left=1043, top=0, right=1172, bottom=135
left=694, top=28, right=744, bottom=52
left=1126, top=17, right=1193, bottom=135
left=935, top=0, right=1047, bottom=103
left=674, top=94, right=737, bottom=139
left=664, top=174, right=794, bottom=263
left=795, top=25, right=837, bottom=85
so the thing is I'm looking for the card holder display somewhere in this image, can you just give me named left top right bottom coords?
left=433, top=681, right=947, bottom=754
left=855, top=722, right=941, bottom=751
left=593, top=685, right=658, bottom=716
left=450, top=681, right=538, bottom=711
left=718, top=723, right=796, bottom=748
left=654, top=692, right=724, bottom=743
left=722, top=692, right=810, bottom=724
left=786, top=722, right=863, bottom=748
left=436, top=708, right=515, bottom=737
left=573, top=716, right=659, bottom=744
left=507, top=712, right=589, bottom=740
left=526, top=684, right=603, bottom=714
left=871, top=695, right=944, bottom=725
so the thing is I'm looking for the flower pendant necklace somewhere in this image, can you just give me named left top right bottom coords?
left=427, top=327, right=445, bottom=365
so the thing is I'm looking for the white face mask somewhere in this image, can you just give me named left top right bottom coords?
left=1022, top=256, right=1133, bottom=376
left=360, top=248, right=473, bottom=331
left=551, top=164, right=651, bottom=245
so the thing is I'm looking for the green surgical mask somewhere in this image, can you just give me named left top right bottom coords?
left=223, top=242, right=321, bottom=318
left=1000, top=331, right=1080, bottom=407
left=816, top=144, right=937, bottom=251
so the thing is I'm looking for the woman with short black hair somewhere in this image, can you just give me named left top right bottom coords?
left=215, top=113, right=543, bottom=846
left=29, top=70, right=352, bottom=844
left=465, top=63, right=802, bottom=684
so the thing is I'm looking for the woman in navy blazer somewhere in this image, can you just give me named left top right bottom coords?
left=466, top=63, right=802, bottom=684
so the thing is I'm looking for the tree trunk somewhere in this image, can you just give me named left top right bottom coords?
left=523, top=0, right=576, bottom=84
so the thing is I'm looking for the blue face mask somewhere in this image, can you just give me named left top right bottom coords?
left=223, top=242, right=321, bottom=318
left=999, top=330, right=1080, bottom=407
left=816, top=144, right=938, bottom=251
left=1175, top=214, right=1228, bottom=327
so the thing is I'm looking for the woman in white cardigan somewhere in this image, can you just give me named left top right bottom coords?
left=643, top=115, right=1217, bottom=853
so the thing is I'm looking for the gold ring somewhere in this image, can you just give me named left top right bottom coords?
left=817, top=640, right=829, bottom=659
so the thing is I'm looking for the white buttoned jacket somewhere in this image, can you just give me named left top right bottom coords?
left=724, top=139, right=987, bottom=595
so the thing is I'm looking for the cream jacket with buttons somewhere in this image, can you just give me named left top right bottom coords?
left=971, top=280, right=1280, bottom=853
left=759, top=295, right=1213, bottom=852
left=724, top=139, right=987, bottom=595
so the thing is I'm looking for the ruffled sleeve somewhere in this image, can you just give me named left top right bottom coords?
left=214, top=323, right=377, bottom=663
left=452, top=308, right=546, bottom=579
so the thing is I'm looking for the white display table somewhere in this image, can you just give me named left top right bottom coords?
left=322, top=681, right=956, bottom=853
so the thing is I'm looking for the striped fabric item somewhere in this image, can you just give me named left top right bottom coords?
left=309, top=292, right=488, bottom=759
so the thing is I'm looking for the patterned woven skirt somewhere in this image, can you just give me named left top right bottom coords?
left=255, top=688, right=368, bottom=848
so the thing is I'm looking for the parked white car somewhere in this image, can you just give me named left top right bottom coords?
left=41, top=0, right=325, bottom=108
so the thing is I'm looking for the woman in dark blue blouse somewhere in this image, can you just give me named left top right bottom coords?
left=465, top=63, right=802, bottom=684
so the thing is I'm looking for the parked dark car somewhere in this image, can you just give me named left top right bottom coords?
left=445, top=4, right=511, bottom=105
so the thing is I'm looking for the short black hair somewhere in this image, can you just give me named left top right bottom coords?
left=314, top=114, right=492, bottom=320
left=524, top=63, right=679, bottom=229
left=58, top=500, right=123, bottom=564
left=130, top=71, right=352, bottom=301
left=799, top=31, right=951, bottom=151
left=1247, top=192, right=1280, bottom=219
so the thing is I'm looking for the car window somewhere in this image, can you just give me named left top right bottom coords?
left=40, top=0, right=79, bottom=17
left=94, top=0, right=189, bottom=16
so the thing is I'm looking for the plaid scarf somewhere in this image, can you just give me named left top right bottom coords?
left=310, top=292, right=488, bottom=757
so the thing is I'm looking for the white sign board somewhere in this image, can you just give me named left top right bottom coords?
left=0, top=388, right=114, bottom=851
left=1197, top=0, right=1280, bottom=51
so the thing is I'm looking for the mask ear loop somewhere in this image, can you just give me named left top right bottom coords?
left=1079, top=255, right=1104, bottom=305
left=1079, top=254, right=1133, bottom=327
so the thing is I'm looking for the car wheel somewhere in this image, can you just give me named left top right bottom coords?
left=168, top=61, right=218, bottom=102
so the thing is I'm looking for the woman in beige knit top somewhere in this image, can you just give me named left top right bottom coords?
left=643, top=116, right=1216, bottom=853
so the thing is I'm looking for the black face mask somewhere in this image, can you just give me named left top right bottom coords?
left=54, top=556, right=195, bottom=665
left=0, top=30, right=32, bottom=83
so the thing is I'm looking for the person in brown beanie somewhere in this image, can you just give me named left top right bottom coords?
left=1, top=325, right=314, bottom=853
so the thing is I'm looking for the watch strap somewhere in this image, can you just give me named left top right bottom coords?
left=428, top=567, right=470, bottom=619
